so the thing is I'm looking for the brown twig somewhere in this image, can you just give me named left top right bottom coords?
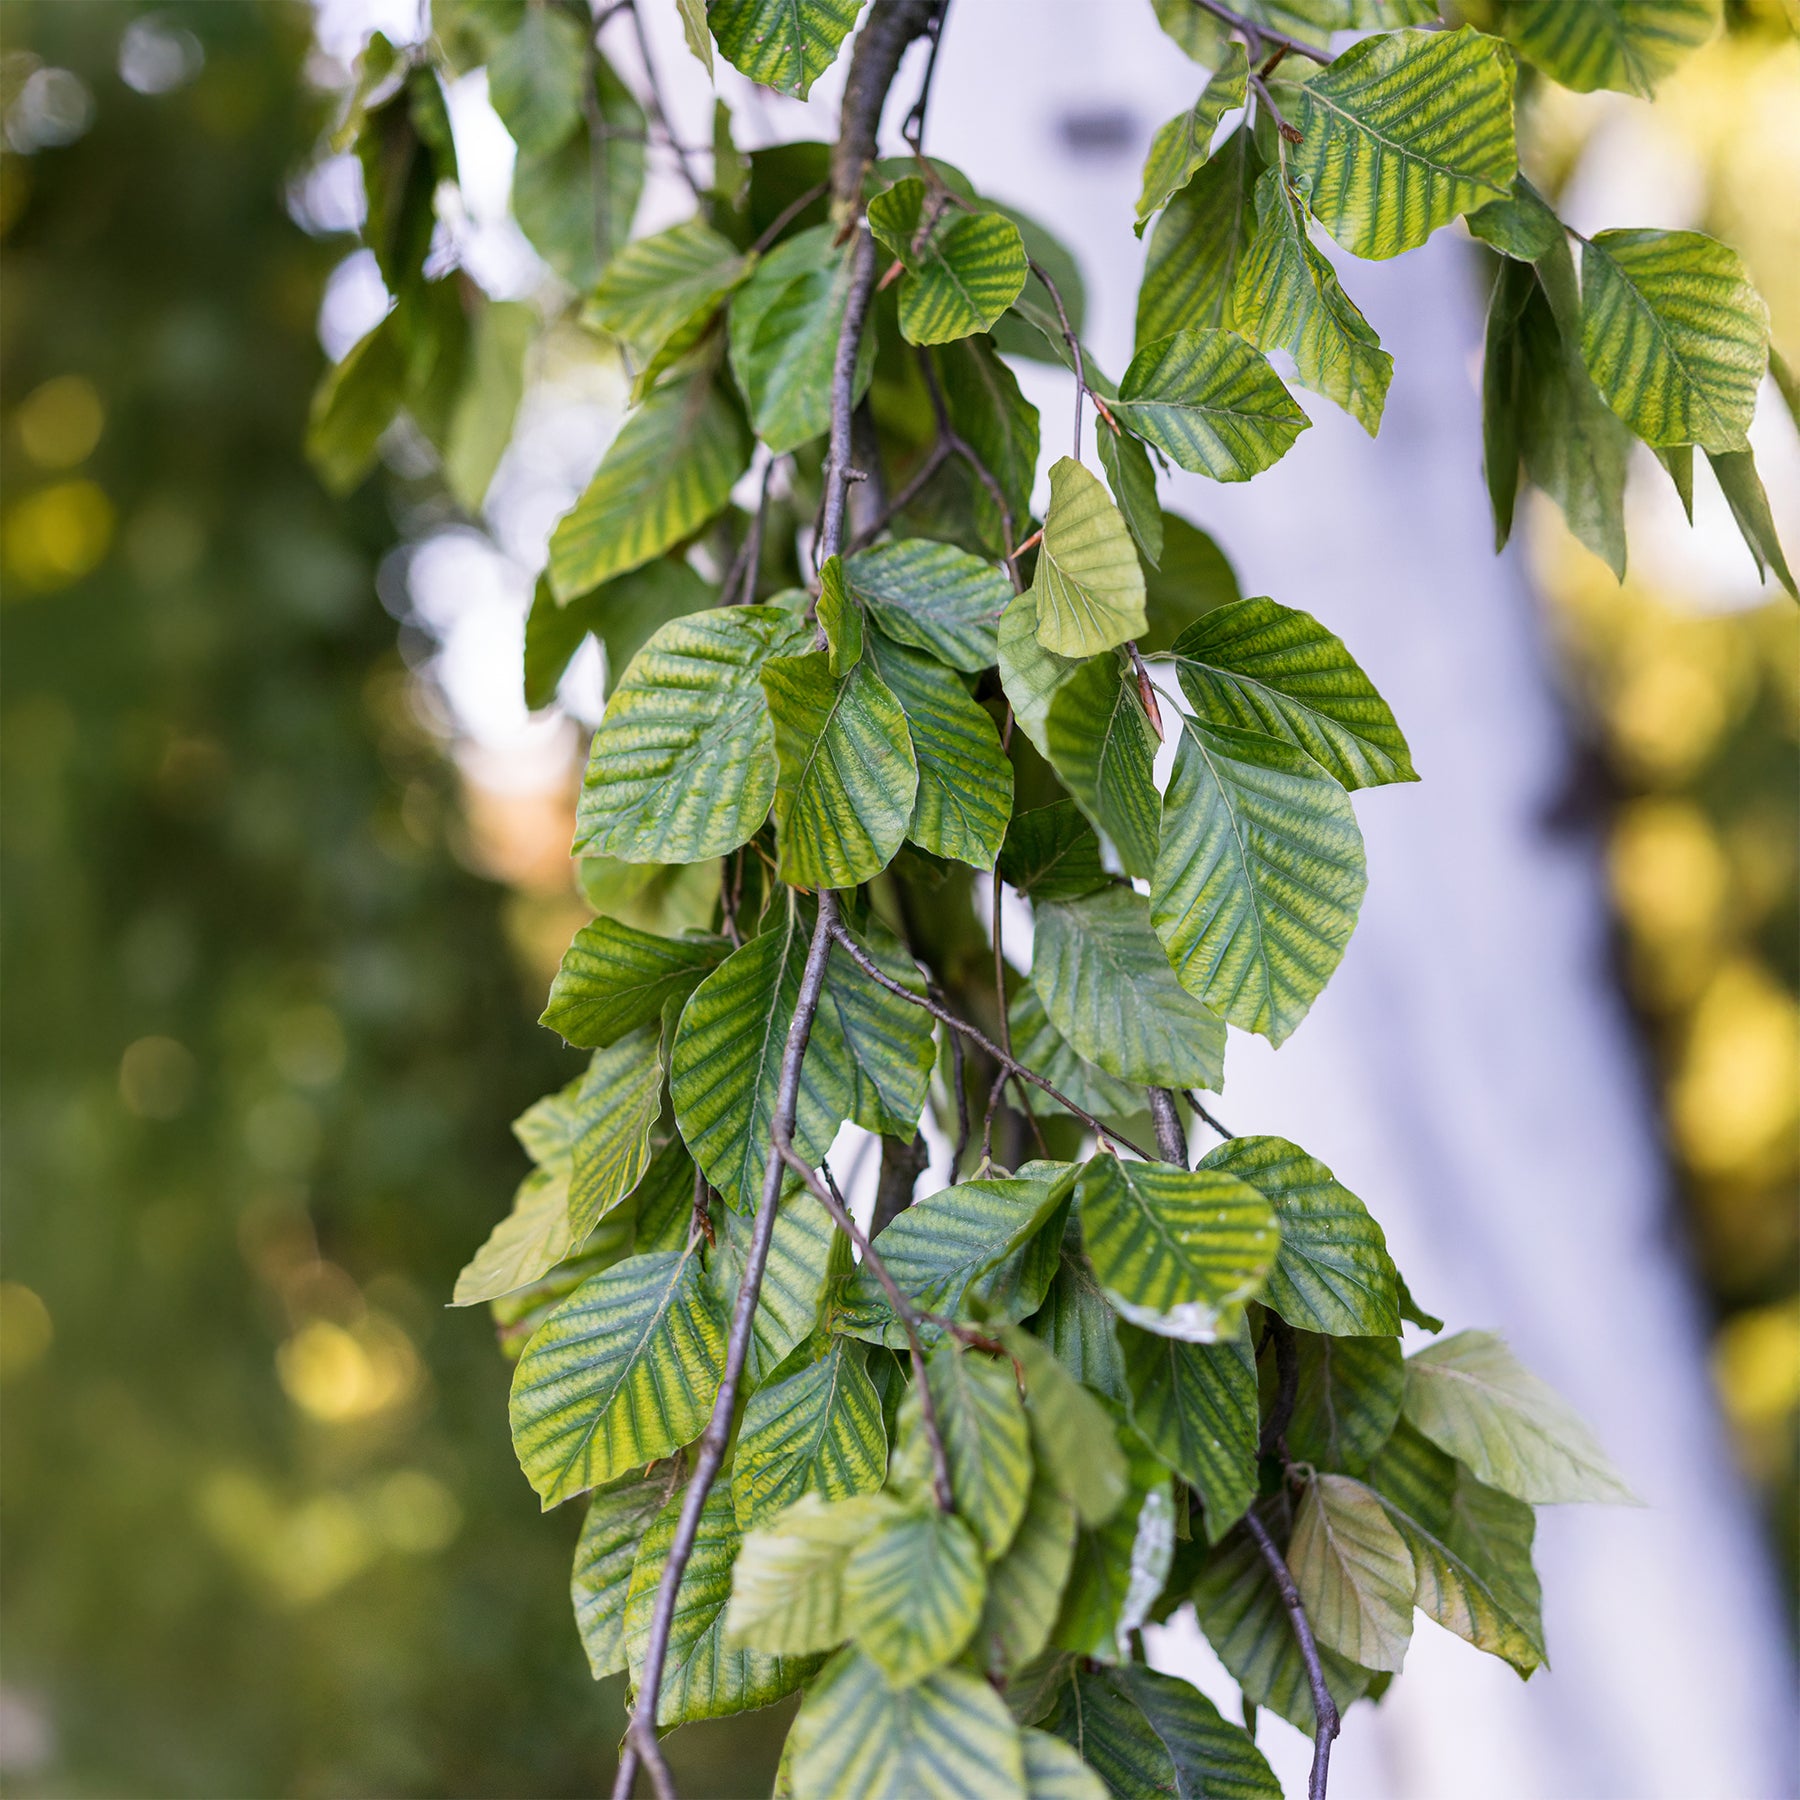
left=1249, top=71, right=1304, bottom=144
left=611, top=896, right=838, bottom=1800
left=722, top=456, right=777, bottom=606
left=900, top=0, right=949, bottom=154
left=1241, top=1506, right=1339, bottom=1800
left=826, top=920, right=1153, bottom=1159
left=1027, top=259, right=1089, bottom=460
left=1184, top=1091, right=1236, bottom=1141
left=1187, top=0, right=1332, bottom=65
left=801, top=1155, right=953, bottom=1511
left=1259, top=1313, right=1299, bottom=1458
left=622, top=0, right=704, bottom=197
left=746, top=180, right=830, bottom=257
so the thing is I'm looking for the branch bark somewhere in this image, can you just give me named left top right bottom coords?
left=611, top=896, right=839, bottom=1800
left=826, top=919, right=1155, bottom=1159
left=1147, top=1087, right=1189, bottom=1167
left=1242, top=1506, right=1340, bottom=1800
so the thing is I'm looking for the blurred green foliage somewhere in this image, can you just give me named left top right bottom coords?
left=0, top=5, right=784, bottom=1793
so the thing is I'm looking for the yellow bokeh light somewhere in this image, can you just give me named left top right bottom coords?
left=118, top=1035, right=197, bottom=1121
left=1714, top=1300, right=1800, bottom=1433
left=1669, top=960, right=1800, bottom=1181
left=4, top=478, right=114, bottom=591
left=15, top=373, right=103, bottom=469
left=1609, top=798, right=1728, bottom=949
left=0, top=1282, right=54, bottom=1379
left=275, top=1312, right=424, bottom=1423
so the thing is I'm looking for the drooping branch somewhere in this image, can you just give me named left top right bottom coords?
left=612, top=896, right=839, bottom=1800
left=826, top=919, right=1154, bottom=1159
left=1184, top=1090, right=1236, bottom=1141
left=1241, top=1507, right=1339, bottom=1800
left=800, top=1154, right=954, bottom=1511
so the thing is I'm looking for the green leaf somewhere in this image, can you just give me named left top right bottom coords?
left=869, top=180, right=1030, bottom=346
left=625, top=1482, right=817, bottom=1723
left=1033, top=888, right=1228, bottom=1091
left=1137, top=126, right=1266, bottom=351
left=1499, top=0, right=1717, bottom=96
left=509, top=1245, right=725, bottom=1507
left=444, top=298, right=534, bottom=513
left=1142, top=514, right=1242, bottom=654
left=678, top=0, right=714, bottom=71
left=1402, top=1330, right=1637, bottom=1504
left=824, top=915, right=937, bottom=1139
left=1026, top=1250, right=1128, bottom=1402
left=1484, top=254, right=1631, bottom=577
left=576, top=851, right=723, bottom=939
left=549, top=369, right=751, bottom=599
left=572, top=1473, right=671, bottom=1679
left=1708, top=448, right=1798, bottom=598
left=1113, top=328, right=1309, bottom=481
left=1019, top=1727, right=1108, bottom=1800
left=1366, top=1420, right=1546, bottom=1672
left=707, top=0, right=865, bottom=99
left=732, top=1338, right=889, bottom=1527
left=998, top=803, right=1109, bottom=904
left=1286, top=1333, right=1406, bottom=1475
left=786, top=1648, right=1027, bottom=1800
left=1135, top=44, right=1250, bottom=236
left=1579, top=229, right=1768, bottom=452
left=900, top=1344, right=1035, bottom=1559
left=1191, top=1507, right=1373, bottom=1733
left=842, top=538, right=1012, bottom=674
left=864, top=627, right=1013, bottom=870
left=1030, top=458, right=1149, bottom=657
left=1169, top=596, right=1417, bottom=789
left=1151, top=717, right=1367, bottom=1047
left=1288, top=1473, right=1415, bottom=1671
left=584, top=218, right=749, bottom=401
left=1290, top=27, right=1518, bottom=261
left=1044, top=655, right=1161, bottom=882
left=671, top=904, right=855, bottom=1211
left=815, top=556, right=864, bottom=676
left=1048, top=1663, right=1281, bottom=1800
left=574, top=604, right=810, bottom=863
left=511, top=58, right=643, bottom=290
left=997, top=588, right=1080, bottom=759
left=843, top=1504, right=988, bottom=1686
left=726, top=1490, right=890, bottom=1655
left=525, top=556, right=712, bottom=710
left=1002, top=1324, right=1127, bottom=1527
left=454, top=1163, right=580, bottom=1308
left=1097, top=424, right=1165, bottom=568
left=763, top=650, right=918, bottom=889
left=730, top=225, right=876, bottom=452
left=836, top=1173, right=1070, bottom=1349
left=1052, top=1412, right=1176, bottom=1662
left=717, top=1189, right=838, bottom=1381
left=932, top=336, right=1041, bottom=553
left=1078, top=1156, right=1279, bottom=1345
left=1201, top=1135, right=1402, bottom=1335
left=306, top=312, right=405, bottom=496
left=1233, top=168, right=1393, bottom=438
left=487, top=5, right=585, bottom=157
left=1120, top=1323, right=1259, bottom=1539
left=564, top=1026, right=667, bottom=1243
left=978, top=1470, right=1081, bottom=1676
left=541, top=918, right=727, bottom=1049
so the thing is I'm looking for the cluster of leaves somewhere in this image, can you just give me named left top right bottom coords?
left=307, top=0, right=1787, bottom=1794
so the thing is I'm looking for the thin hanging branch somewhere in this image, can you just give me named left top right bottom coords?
left=1028, top=258, right=1091, bottom=459
left=612, top=896, right=839, bottom=1800
left=613, top=9, right=940, bottom=1788
left=826, top=920, right=1154, bottom=1159
left=622, top=0, right=705, bottom=196
left=1241, top=1507, right=1340, bottom=1800
left=1184, top=1090, right=1236, bottom=1140
left=1186, top=0, right=1332, bottom=65
left=802, top=1156, right=954, bottom=1511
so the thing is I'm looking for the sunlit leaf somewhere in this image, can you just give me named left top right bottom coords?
left=541, top=918, right=727, bottom=1049
left=843, top=1503, right=987, bottom=1685
left=574, top=605, right=810, bottom=864
left=1498, top=0, right=1718, bottom=97
left=509, top=1245, right=725, bottom=1507
left=1030, top=458, right=1149, bottom=657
